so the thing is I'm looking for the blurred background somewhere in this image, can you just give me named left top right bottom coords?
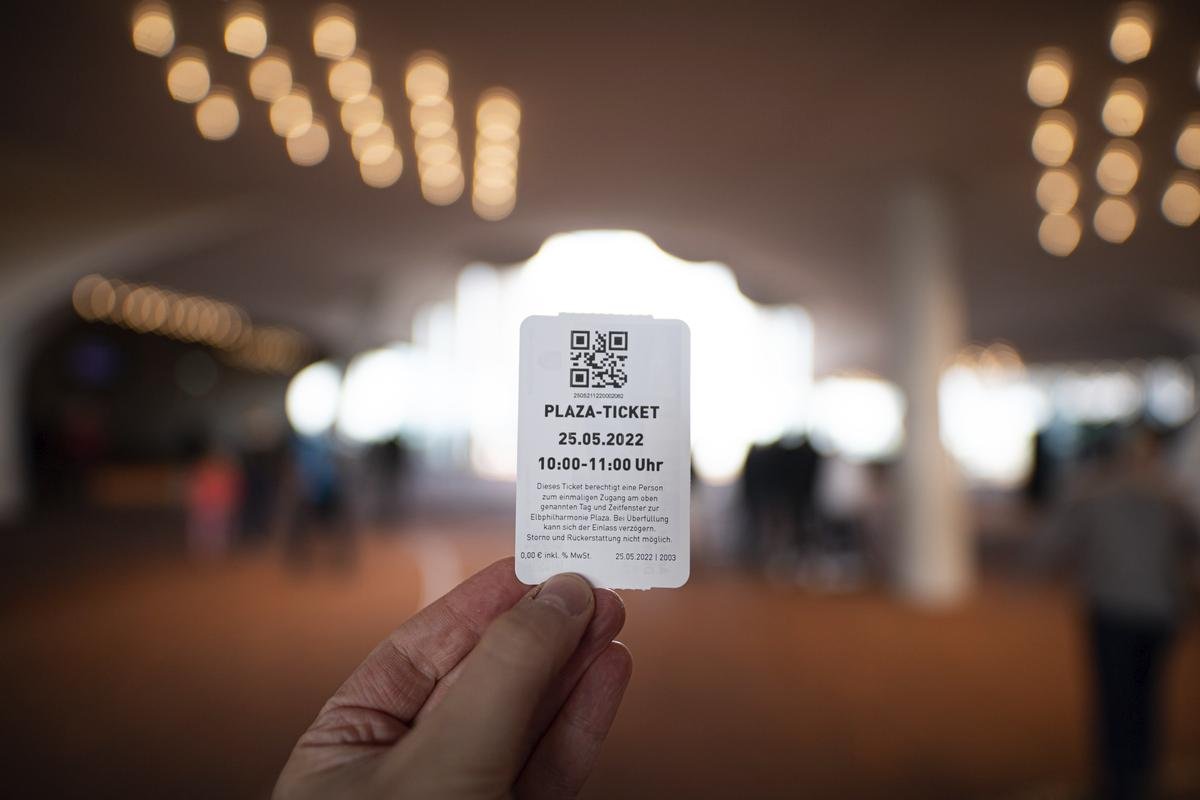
left=2, top=1, right=1200, bottom=797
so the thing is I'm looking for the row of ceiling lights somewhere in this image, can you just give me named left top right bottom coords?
left=1026, top=2, right=1200, bottom=257
left=72, top=274, right=309, bottom=374
left=130, top=1, right=520, bottom=219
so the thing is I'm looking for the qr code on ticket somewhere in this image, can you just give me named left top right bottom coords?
left=569, top=330, right=628, bottom=389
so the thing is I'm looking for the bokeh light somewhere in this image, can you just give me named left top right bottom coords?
left=360, top=148, right=404, bottom=188
left=351, top=123, right=395, bottom=165
left=224, top=5, right=267, bottom=59
left=286, top=361, right=342, bottom=437
left=131, top=1, right=175, bottom=57
left=1038, top=210, right=1082, bottom=257
left=1101, top=78, right=1146, bottom=137
left=1176, top=115, right=1200, bottom=169
left=195, top=87, right=239, bottom=141
left=405, top=52, right=450, bottom=105
left=1093, top=196, right=1137, bottom=243
left=328, top=53, right=372, bottom=102
left=473, top=88, right=520, bottom=221
left=1095, top=139, right=1141, bottom=196
left=1162, top=174, right=1200, bottom=227
left=1110, top=3, right=1153, bottom=64
left=270, top=87, right=313, bottom=137
left=1035, top=166, right=1079, bottom=214
left=1031, top=110, right=1076, bottom=167
left=340, top=89, right=384, bottom=135
left=410, top=98, right=455, bottom=138
left=286, top=117, right=330, bottom=166
left=166, top=48, right=210, bottom=103
left=248, top=49, right=292, bottom=102
left=1026, top=48, right=1071, bottom=108
left=313, top=5, right=356, bottom=60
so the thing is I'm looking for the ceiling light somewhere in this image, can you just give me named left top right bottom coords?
left=328, top=53, right=371, bottom=102
left=1093, top=196, right=1136, bottom=243
left=1036, top=167, right=1079, bottom=213
left=1162, top=174, right=1200, bottom=227
left=249, top=49, right=292, bottom=102
left=1095, top=140, right=1141, bottom=195
left=1038, top=211, right=1082, bottom=257
left=1176, top=115, right=1200, bottom=169
left=406, top=52, right=450, bottom=105
left=1026, top=48, right=1071, bottom=107
left=1110, top=3, right=1153, bottom=64
left=224, top=5, right=267, bottom=58
left=360, top=148, right=404, bottom=188
left=287, top=117, right=330, bottom=166
left=340, top=89, right=384, bottom=135
left=131, top=1, right=174, bottom=57
left=166, top=48, right=210, bottom=103
left=270, top=87, right=313, bottom=137
left=313, top=5, right=356, bottom=60
left=195, top=87, right=239, bottom=140
left=1101, top=78, right=1146, bottom=137
left=1031, top=110, right=1075, bottom=167
left=352, top=123, right=395, bottom=165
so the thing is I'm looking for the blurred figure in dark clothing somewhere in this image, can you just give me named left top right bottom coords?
left=739, top=437, right=822, bottom=569
left=238, top=407, right=288, bottom=544
left=366, top=435, right=410, bottom=525
left=1037, top=425, right=1200, bottom=800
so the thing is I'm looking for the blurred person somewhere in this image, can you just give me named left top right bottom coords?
left=811, top=454, right=869, bottom=589
left=282, top=433, right=355, bottom=569
left=238, top=407, right=288, bottom=545
left=185, top=439, right=244, bottom=560
left=274, top=559, right=631, bottom=800
left=1036, top=424, right=1200, bottom=800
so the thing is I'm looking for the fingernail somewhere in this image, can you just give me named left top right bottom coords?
left=533, top=574, right=592, bottom=616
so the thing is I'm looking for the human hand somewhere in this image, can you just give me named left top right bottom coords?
left=274, top=557, right=631, bottom=800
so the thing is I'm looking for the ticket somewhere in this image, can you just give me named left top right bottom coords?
left=515, top=314, right=691, bottom=589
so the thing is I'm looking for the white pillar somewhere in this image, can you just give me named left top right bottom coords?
left=888, top=181, right=971, bottom=604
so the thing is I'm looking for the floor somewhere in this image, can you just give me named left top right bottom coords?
left=1, top=516, right=1198, bottom=799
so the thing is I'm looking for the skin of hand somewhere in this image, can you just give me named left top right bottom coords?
left=274, top=557, right=632, bottom=800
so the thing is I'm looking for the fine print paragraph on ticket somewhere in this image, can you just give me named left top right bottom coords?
left=515, top=314, right=691, bottom=590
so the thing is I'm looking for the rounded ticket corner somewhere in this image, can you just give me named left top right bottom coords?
left=514, top=561, right=541, bottom=586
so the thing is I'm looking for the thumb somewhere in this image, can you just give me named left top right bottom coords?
left=387, top=573, right=596, bottom=794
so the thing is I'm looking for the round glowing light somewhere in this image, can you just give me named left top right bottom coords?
left=477, top=89, right=521, bottom=139
left=224, top=7, right=267, bottom=58
left=1095, top=140, right=1141, bottom=196
left=195, top=87, right=239, bottom=140
left=1110, top=4, right=1153, bottom=64
left=406, top=53, right=449, bottom=105
left=248, top=50, right=292, bottom=101
left=1026, top=48, right=1071, bottom=108
left=360, top=148, right=404, bottom=188
left=286, top=361, right=342, bottom=437
left=1031, top=110, right=1076, bottom=167
left=1038, top=211, right=1082, bottom=257
left=421, top=170, right=464, bottom=205
left=1175, top=117, right=1200, bottom=169
left=72, top=274, right=105, bottom=319
left=328, top=53, right=371, bottom=102
left=351, top=123, right=395, bottom=165
left=415, top=133, right=458, bottom=166
left=411, top=98, right=455, bottom=138
left=1162, top=174, right=1200, bottom=227
left=166, top=49, right=210, bottom=103
left=1101, top=79, right=1146, bottom=137
left=286, top=117, right=329, bottom=166
left=340, top=89, right=383, bottom=135
left=420, top=160, right=462, bottom=187
left=1036, top=167, right=1079, bottom=213
left=132, top=1, right=174, bottom=57
left=473, top=192, right=516, bottom=221
left=475, top=162, right=516, bottom=189
left=1093, top=196, right=1137, bottom=243
left=313, top=5, right=355, bottom=60
left=477, top=141, right=518, bottom=166
left=270, top=87, right=312, bottom=137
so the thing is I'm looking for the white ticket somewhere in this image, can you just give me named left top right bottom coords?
left=515, top=314, right=691, bottom=589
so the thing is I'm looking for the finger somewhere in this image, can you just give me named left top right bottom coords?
left=303, top=557, right=527, bottom=746
left=413, top=588, right=625, bottom=728
left=516, top=642, right=634, bottom=800
left=390, top=573, right=596, bottom=789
